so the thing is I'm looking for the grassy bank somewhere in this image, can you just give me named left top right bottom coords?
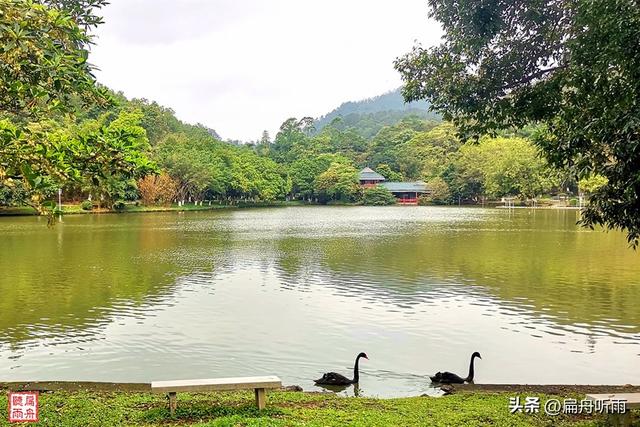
left=0, top=201, right=307, bottom=217
left=0, top=389, right=628, bottom=426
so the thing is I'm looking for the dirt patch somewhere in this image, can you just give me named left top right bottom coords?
left=0, top=381, right=151, bottom=392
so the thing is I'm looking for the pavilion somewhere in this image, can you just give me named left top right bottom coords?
left=358, top=167, right=430, bottom=205
left=358, top=167, right=386, bottom=188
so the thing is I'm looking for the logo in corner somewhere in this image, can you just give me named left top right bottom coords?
left=8, top=392, right=39, bottom=423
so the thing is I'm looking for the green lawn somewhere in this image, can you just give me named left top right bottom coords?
left=0, top=390, right=625, bottom=426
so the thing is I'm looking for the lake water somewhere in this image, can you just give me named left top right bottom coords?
left=0, top=207, right=639, bottom=397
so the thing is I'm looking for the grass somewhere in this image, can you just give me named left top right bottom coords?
left=0, top=200, right=308, bottom=217
left=0, top=390, right=629, bottom=426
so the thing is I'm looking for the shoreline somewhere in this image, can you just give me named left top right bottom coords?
left=0, top=201, right=308, bottom=217
left=2, top=380, right=639, bottom=395
left=0, top=202, right=583, bottom=217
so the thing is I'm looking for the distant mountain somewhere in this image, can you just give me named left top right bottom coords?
left=314, top=88, right=439, bottom=138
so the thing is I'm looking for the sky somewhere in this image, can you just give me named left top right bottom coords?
left=90, top=0, right=442, bottom=141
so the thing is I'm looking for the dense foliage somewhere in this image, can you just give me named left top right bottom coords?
left=251, top=114, right=559, bottom=205
left=153, top=124, right=289, bottom=202
left=0, top=0, right=584, bottom=214
left=0, top=0, right=154, bottom=215
left=395, top=0, right=640, bottom=245
left=363, top=186, right=397, bottom=206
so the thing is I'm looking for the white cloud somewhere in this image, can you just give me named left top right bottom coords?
left=90, top=0, right=441, bottom=141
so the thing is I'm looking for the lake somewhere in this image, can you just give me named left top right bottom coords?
left=0, top=206, right=639, bottom=397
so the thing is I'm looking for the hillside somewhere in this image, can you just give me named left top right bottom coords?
left=314, top=88, right=440, bottom=138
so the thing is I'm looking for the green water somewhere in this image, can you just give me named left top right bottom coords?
left=0, top=207, right=638, bottom=397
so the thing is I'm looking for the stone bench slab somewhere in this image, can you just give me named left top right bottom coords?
left=151, top=375, right=282, bottom=393
left=151, top=375, right=282, bottom=414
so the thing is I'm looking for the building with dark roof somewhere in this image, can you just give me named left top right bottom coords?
left=358, top=167, right=386, bottom=188
left=380, top=181, right=430, bottom=204
left=359, top=167, right=430, bottom=205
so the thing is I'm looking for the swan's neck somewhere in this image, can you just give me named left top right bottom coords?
left=353, top=356, right=361, bottom=383
left=465, top=355, right=476, bottom=382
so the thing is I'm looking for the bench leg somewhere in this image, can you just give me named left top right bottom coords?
left=255, top=388, right=266, bottom=410
left=168, top=392, right=177, bottom=416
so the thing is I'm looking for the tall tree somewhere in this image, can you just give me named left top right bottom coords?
left=395, top=0, right=640, bottom=245
left=315, top=163, right=360, bottom=203
left=0, top=0, right=105, bottom=118
left=0, top=0, right=155, bottom=216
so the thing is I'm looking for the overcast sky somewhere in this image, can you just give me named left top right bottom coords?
left=90, top=1, right=441, bottom=141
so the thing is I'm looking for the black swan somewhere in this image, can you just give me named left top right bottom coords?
left=430, top=351, right=481, bottom=384
left=315, top=352, right=368, bottom=386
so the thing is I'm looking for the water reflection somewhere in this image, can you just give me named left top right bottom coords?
left=0, top=207, right=638, bottom=397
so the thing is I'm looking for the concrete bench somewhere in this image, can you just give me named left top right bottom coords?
left=586, top=393, right=640, bottom=427
left=151, top=375, right=282, bottom=415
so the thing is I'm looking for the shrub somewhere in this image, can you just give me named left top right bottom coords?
left=81, top=200, right=93, bottom=211
left=138, top=172, right=178, bottom=206
left=112, top=200, right=126, bottom=211
left=362, top=186, right=397, bottom=206
left=420, top=177, right=451, bottom=205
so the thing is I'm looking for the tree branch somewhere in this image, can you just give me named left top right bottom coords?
left=501, top=64, right=566, bottom=91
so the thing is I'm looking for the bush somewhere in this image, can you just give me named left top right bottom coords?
left=419, top=177, right=451, bottom=205
left=138, top=173, right=178, bottom=206
left=112, top=200, right=126, bottom=211
left=362, top=186, right=397, bottom=206
left=81, top=200, right=93, bottom=211
left=569, top=198, right=578, bottom=207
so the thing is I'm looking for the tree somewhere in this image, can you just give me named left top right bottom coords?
left=315, top=163, right=360, bottom=203
left=138, top=172, right=178, bottom=206
left=423, top=177, right=451, bottom=205
left=362, top=186, right=397, bottom=206
left=375, top=164, right=403, bottom=182
left=271, top=118, right=313, bottom=163
left=579, top=175, right=608, bottom=195
left=128, top=99, right=182, bottom=144
left=154, top=132, right=228, bottom=201
left=41, top=0, right=109, bottom=29
left=0, top=0, right=155, bottom=216
left=454, top=137, right=557, bottom=200
left=0, top=0, right=107, bottom=119
left=395, top=0, right=640, bottom=245
left=260, top=130, right=271, bottom=145
left=444, top=150, right=484, bottom=202
left=395, top=122, right=461, bottom=180
left=288, top=154, right=347, bottom=200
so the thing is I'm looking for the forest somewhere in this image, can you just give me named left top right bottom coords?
left=0, top=0, right=604, bottom=215
left=1, top=85, right=575, bottom=210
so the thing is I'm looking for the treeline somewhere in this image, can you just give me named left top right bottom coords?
left=0, top=0, right=293, bottom=214
left=1, top=83, right=574, bottom=209
left=70, top=92, right=292, bottom=205
left=0, top=0, right=581, bottom=213
left=249, top=116, right=568, bottom=205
